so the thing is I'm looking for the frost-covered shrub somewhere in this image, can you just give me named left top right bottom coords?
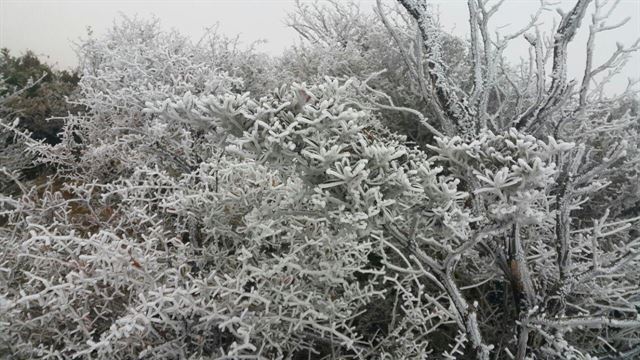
left=2, top=76, right=467, bottom=358
left=282, top=0, right=472, bottom=145
left=2, top=1, right=640, bottom=359
left=45, top=16, right=276, bottom=182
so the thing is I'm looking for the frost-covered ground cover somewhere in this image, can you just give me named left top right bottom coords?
left=1, top=1, right=639, bottom=358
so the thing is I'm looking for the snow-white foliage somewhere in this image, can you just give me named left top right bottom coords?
left=43, top=16, right=275, bottom=182
left=1, top=1, right=640, bottom=359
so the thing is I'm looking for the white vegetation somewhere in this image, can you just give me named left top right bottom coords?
left=1, top=1, right=639, bottom=359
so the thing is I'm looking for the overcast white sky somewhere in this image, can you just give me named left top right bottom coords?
left=1, top=0, right=639, bottom=93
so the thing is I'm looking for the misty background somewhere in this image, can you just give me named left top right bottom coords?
left=1, top=0, right=639, bottom=93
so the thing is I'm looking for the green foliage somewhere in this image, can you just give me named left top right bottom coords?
left=0, top=48, right=80, bottom=144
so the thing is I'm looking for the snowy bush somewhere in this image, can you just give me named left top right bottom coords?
left=1, top=1, right=640, bottom=359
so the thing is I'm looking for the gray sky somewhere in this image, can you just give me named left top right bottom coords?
left=1, top=0, right=639, bottom=93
